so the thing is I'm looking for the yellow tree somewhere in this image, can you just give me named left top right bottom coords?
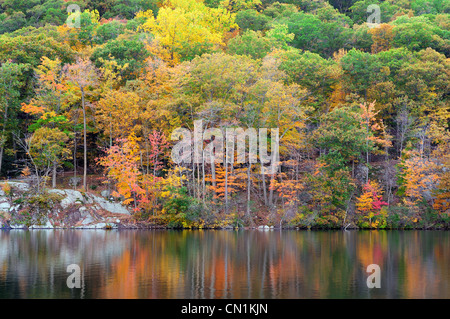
left=400, top=151, right=439, bottom=211
left=137, top=0, right=236, bottom=63
left=369, top=24, right=394, bottom=54
left=29, top=127, right=71, bottom=190
left=95, top=89, right=142, bottom=146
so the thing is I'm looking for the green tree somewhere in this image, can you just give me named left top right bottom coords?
left=91, top=36, right=150, bottom=81
left=235, top=9, right=270, bottom=31
left=0, top=61, right=26, bottom=176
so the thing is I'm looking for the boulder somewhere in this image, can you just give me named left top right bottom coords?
left=4, top=182, right=29, bottom=191
left=91, top=194, right=130, bottom=215
left=0, top=202, right=10, bottom=212
left=81, top=214, right=96, bottom=225
left=48, top=189, right=93, bottom=209
left=49, top=189, right=130, bottom=215
left=101, top=190, right=111, bottom=198
left=29, top=220, right=54, bottom=229
left=9, top=224, right=26, bottom=229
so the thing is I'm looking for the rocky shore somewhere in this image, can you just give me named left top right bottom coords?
left=0, top=182, right=138, bottom=229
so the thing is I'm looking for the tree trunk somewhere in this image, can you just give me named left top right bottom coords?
left=225, top=162, right=228, bottom=214
left=268, top=170, right=275, bottom=207
left=0, top=146, right=3, bottom=178
left=52, top=162, right=57, bottom=188
left=246, top=163, right=251, bottom=219
left=74, top=131, right=77, bottom=190
left=211, top=155, right=216, bottom=198
left=0, top=103, right=8, bottom=176
left=202, top=154, right=206, bottom=202
left=261, top=169, right=268, bottom=206
left=366, top=123, right=369, bottom=183
left=82, top=89, right=87, bottom=190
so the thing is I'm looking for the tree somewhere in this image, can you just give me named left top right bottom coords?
left=227, top=30, right=273, bottom=59
left=21, top=56, right=70, bottom=188
left=64, top=57, right=99, bottom=190
left=102, top=0, right=161, bottom=20
left=398, top=151, right=439, bottom=209
left=94, top=20, right=125, bottom=45
left=99, top=134, right=162, bottom=215
left=391, top=15, right=449, bottom=55
left=313, top=106, right=369, bottom=173
left=340, top=48, right=384, bottom=97
left=349, top=0, right=402, bottom=25
left=359, top=101, right=392, bottom=182
left=91, top=36, right=150, bottom=81
left=356, top=180, right=388, bottom=228
left=286, top=11, right=352, bottom=57
left=29, top=127, right=71, bottom=189
left=235, top=9, right=270, bottom=32
left=77, top=9, right=100, bottom=47
left=274, top=48, right=339, bottom=111
left=137, top=0, right=236, bottom=63
left=369, top=23, right=394, bottom=54
left=95, top=89, right=142, bottom=143
left=0, top=61, right=26, bottom=176
left=148, top=130, right=170, bottom=176
left=99, top=134, right=146, bottom=212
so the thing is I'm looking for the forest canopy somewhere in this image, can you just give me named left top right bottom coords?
left=0, top=0, right=449, bottom=229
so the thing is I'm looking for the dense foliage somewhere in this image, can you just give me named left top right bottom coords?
left=1, top=0, right=449, bottom=229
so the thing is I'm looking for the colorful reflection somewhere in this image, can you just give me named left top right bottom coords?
left=0, top=230, right=449, bottom=298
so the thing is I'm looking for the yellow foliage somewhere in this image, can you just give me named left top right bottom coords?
left=137, top=0, right=236, bottom=63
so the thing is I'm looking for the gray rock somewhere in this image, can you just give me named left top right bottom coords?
left=101, top=190, right=111, bottom=198
left=79, top=206, right=89, bottom=218
left=4, top=182, right=29, bottom=191
left=81, top=214, right=96, bottom=225
left=0, top=202, right=10, bottom=212
left=49, top=189, right=92, bottom=209
left=90, top=194, right=130, bottom=215
left=9, top=224, right=26, bottom=229
left=76, top=222, right=116, bottom=229
left=49, top=189, right=129, bottom=215
left=44, top=220, right=54, bottom=228
left=29, top=221, right=53, bottom=229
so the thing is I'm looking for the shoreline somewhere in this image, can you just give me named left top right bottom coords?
left=1, top=182, right=449, bottom=232
left=1, top=225, right=448, bottom=231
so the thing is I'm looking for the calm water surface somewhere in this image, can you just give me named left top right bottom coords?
left=0, top=229, right=449, bottom=298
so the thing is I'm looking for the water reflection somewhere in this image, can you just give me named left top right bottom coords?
left=0, top=230, right=449, bottom=298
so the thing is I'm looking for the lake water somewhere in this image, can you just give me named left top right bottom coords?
left=0, top=229, right=449, bottom=298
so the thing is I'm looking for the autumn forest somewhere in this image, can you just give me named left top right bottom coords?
left=0, top=0, right=449, bottom=230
